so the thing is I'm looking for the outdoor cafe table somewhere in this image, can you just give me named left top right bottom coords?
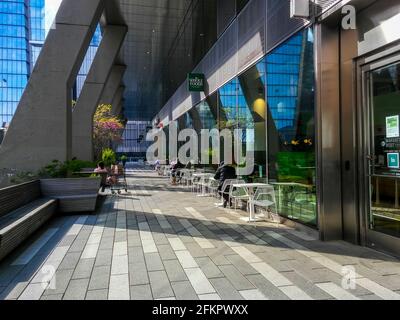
left=192, top=173, right=214, bottom=197
left=269, top=182, right=314, bottom=215
left=232, top=183, right=271, bottom=222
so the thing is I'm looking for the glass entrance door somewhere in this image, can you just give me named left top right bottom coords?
left=364, top=59, right=400, bottom=254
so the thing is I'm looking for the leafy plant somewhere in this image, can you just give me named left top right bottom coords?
left=38, top=159, right=96, bottom=178
left=102, top=148, right=116, bottom=167
left=93, top=104, right=124, bottom=161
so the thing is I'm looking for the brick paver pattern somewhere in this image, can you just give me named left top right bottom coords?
left=1, top=169, right=400, bottom=300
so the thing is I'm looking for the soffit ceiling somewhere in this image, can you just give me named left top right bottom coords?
left=105, top=0, right=194, bottom=120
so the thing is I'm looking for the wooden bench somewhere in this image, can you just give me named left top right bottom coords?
left=0, top=181, right=57, bottom=261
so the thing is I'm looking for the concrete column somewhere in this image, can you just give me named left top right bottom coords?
left=72, top=25, right=127, bottom=161
left=111, top=85, right=125, bottom=115
left=0, top=0, right=104, bottom=171
left=100, top=65, right=126, bottom=105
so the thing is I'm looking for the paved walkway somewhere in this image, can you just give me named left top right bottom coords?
left=0, top=169, right=400, bottom=300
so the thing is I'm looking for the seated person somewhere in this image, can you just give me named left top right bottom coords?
left=94, top=162, right=108, bottom=192
left=94, top=161, right=108, bottom=173
left=171, top=159, right=184, bottom=185
left=106, top=162, right=119, bottom=186
left=214, top=162, right=237, bottom=208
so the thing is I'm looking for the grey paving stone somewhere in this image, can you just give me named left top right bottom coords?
left=148, top=271, right=174, bottom=299
left=287, top=261, right=340, bottom=284
left=205, top=248, right=232, bottom=266
left=114, top=231, right=127, bottom=243
left=359, top=294, right=383, bottom=300
left=209, top=278, right=243, bottom=300
left=153, top=233, right=170, bottom=245
left=218, top=265, right=255, bottom=291
left=185, top=242, right=208, bottom=258
left=163, top=260, right=188, bottom=282
left=128, top=235, right=142, bottom=247
left=0, top=281, right=29, bottom=300
left=59, top=252, right=81, bottom=270
left=130, top=284, right=153, bottom=300
left=89, top=265, right=111, bottom=291
left=195, top=257, right=224, bottom=279
left=128, top=246, right=145, bottom=264
left=171, top=281, right=199, bottom=300
left=72, top=258, right=95, bottom=280
left=129, top=262, right=149, bottom=285
left=157, top=244, right=176, bottom=261
left=57, top=235, right=77, bottom=247
left=246, top=274, right=290, bottom=300
left=94, top=249, right=112, bottom=267
left=145, top=253, right=164, bottom=272
left=43, top=269, right=74, bottom=296
left=284, top=271, right=332, bottom=300
left=98, top=236, right=115, bottom=250
left=40, top=294, right=63, bottom=300
left=225, top=255, right=259, bottom=276
left=63, top=278, right=89, bottom=300
left=69, top=239, right=87, bottom=253
left=86, top=289, right=108, bottom=300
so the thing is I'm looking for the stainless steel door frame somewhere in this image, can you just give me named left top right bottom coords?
left=357, top=48, right=400, bottom=258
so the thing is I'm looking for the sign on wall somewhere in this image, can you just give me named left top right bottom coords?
left=387, top=153, right=400, bottom=169
left=188, top=73, right=205, bottom=92
left=386, top=115, right=399, bottom=138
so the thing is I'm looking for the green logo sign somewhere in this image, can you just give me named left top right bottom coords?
left=188, top=73, right=205, bottom=92
left=387, top=153, right=400, bottom=169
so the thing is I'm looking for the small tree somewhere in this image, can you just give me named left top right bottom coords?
left=93, top=104, right=124, bottom=161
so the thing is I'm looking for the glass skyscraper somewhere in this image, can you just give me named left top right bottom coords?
left=0, top=0, right=101, bottom=125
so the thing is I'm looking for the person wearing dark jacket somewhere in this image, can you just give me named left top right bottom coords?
left=214, top=162, right=237, bottom=208
left=171, top=159, right=184, bottom=185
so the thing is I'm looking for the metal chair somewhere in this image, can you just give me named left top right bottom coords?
left=229, top=184, right=249, bottom=210
left=248, top=184, right=277, bottom=220
left=219, top=179, right=245, bottom=207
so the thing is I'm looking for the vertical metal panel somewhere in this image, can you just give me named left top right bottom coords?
left=217, top=20, right=238, bottom=89
left=315, top=22, right=343, bottom=241
left=266, top=0, right=307, bottom=51
left=217, top=0, right=236, bottom=37
left=340, top=28, right=359, bottom=244
left=237, top=0, right=266, bottom=73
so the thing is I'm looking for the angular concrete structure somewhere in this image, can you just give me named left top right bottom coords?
left=100, top=65, right=126, bottom=105
left=111, top=85, right=125, bottom=115
left=72, top=25, right=127, bottom=161
left=0, top=0, right=105, bottom=171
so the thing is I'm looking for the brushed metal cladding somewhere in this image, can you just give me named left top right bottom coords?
left=217, top=0, right=237, bottom=37
left=266, top=0, right=308, bottom=51
left=340, top=28, right=359, bottom=244
left=315, top=23, right=343, bottom=241
left=237, top=0, right=266, bottom=73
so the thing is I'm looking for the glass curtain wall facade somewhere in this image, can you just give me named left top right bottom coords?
left=0, top=0, right=29, bottom=125
left=117, top=121, right=152, bottom=159
left=164, top=27, right=317, bottom=227
left=73, top=25, right=101, bottom=100
left=0, top=0, right=101, bottom=126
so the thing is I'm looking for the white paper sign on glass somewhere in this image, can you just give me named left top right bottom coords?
left=386, top=115, right=400, bottom=138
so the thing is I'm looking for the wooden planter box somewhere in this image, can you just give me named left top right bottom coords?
left=40, top=178, right=101, bottom=213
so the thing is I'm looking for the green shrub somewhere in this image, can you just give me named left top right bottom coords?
left=38, top=159, right=96, bottom=178
left=102, top=148, right=116, bottom=167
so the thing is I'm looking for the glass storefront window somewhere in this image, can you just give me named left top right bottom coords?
left=162, top=27, right=317, bottom=227
left=369, top=62, right=400, bottom=238
left=266, top=28, right=317, bottom=226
